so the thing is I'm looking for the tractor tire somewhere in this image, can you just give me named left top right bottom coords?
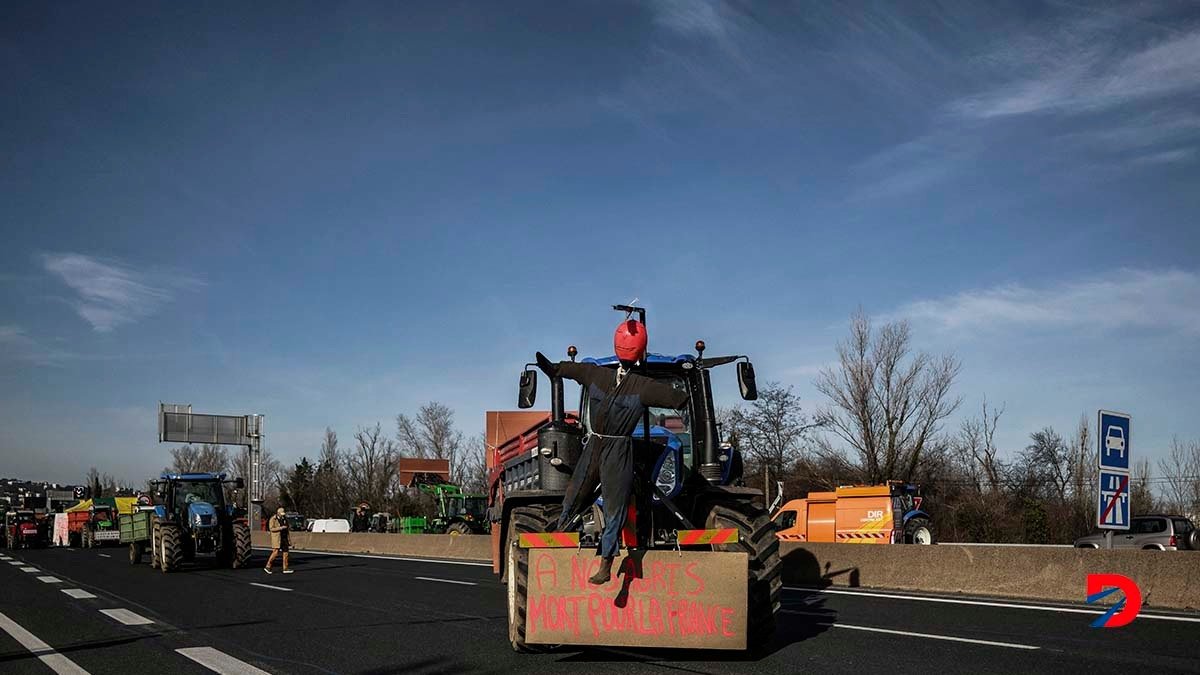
left=230, top=522, right=252, bottom=569
left=158, top=522, right=183, bottom=573
left=904, top=517, right=936, bottom=545
left=129, top=541, right=144, bottom=565
left=705, top=501, right=783, bottom=651
left=447, top=522, right=472, bottom=536
left=84, top=528, right=93, bottom=549
left=506, top=503, right=561, bottom=653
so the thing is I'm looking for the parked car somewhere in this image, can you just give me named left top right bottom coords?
left=308, top=518, right=351, bottom=533
left=1074, top=515, right=1197, bottom=550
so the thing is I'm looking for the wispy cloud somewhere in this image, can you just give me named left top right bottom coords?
left=40, top=253, right=202, bottom=332
left=0, top=325, right=74, bottom=366
left=890, top=269, right=1200, bottom=335
left=952, top=20, right=1200, bottom=120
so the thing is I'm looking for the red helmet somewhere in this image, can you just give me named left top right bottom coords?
left=614, top=320, right=648, bottom=363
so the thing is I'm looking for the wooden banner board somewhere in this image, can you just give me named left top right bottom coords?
left=522, top=548, right=748, bottom=649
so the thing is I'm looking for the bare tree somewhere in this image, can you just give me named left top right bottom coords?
left=1023, top=427, right=1070, bottom=503
left=396, top=402, right=467, bottom=481
left=346, top=423, right=397, bottom=510
left=1130, top=458, right=1157, bottom=516
left=86, top=467, right=102, bottom=499
left=314, top=427, right=349, bottom=517
left=456, top=434, right=489, bottom=494
left=955, top=400, right=1005, bottom=492
left=165, top=444, right=230, bottom=475
left=1158, top=437, right=1200, bottom=516
left=815, top=310, right=962, bottom=483
left=229, top=445, right=283, bottom=506
left=728, top=383, right=823, bottom=490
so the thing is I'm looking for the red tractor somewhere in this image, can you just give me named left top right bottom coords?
left=5, top=510, right=46, bottom=550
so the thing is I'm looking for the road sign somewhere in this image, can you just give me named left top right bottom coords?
left=1097, top=470, right=1130, bottom=530
left=1098, top=410, right=1130, bottom=472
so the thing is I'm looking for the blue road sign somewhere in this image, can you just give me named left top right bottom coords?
left=1098, top=410, right=1131, bottom=472
left=1097, top=470, right=1131, bottom=530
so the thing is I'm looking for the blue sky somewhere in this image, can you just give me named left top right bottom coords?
left=2, top=1, right=1198, bottom=485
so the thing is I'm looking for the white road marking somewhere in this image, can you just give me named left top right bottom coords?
left=249, top=582, right=292, bottom=592
left=176, top=647, right=271, bottom=675
left=253, top=546, right=491, bottom=567
left=7, top=560, right=24, bottom=565
left=415, top=576, right=477, bottom=586
left=62, top=589, right=98, bottom=599
left=785, top=587, right=1200, bottom=624
left=20, top=566, right=38, bottom=573
left=99, top=608, right=154, bottom=626
left=0, top=610, right=91, bottom=674
left=38, top=576, right=63, bottom=584
left=98, top=554, right=111, bottom=558
left=832, top=620, right=1039, bottom=650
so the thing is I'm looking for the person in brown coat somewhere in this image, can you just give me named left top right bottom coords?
left=264, top=507, right=293, bottom=574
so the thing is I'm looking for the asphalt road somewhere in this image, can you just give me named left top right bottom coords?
left=1, top=544, right=1198, bottom=674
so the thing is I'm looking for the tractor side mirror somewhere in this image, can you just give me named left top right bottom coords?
left=234, top=477, right=245, bottom=490
left=518, top=369, right=537, bottom=409
left=737, top=361, right=758, bottom=401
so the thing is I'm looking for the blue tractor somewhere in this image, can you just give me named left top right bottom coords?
left=145, top=473, right=252, bottom=572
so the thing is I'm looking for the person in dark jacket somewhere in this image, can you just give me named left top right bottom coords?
left=536, top=319, right=689, bottom=585
left=351, top=504, right=370, bottom=533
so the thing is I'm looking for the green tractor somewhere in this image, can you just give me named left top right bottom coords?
left=121, top=472, right=252, bottom=571
left=419, top=483, right=489, bottom=535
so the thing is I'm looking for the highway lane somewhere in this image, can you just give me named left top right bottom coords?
left=3, top=545, right=1198, bottom=674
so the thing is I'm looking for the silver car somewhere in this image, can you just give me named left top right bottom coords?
left=1074, top=515, right=1197, bottom=550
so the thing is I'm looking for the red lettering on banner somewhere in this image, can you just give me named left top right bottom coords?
left=703, top=605, right=718, bottom=634
left=665, top=563, right=680, bottom=596
left=534, top=553, right=558, bottom=592
left=685, top=563, right=705, bottom=595
left=720, top=607, right=735, bottom=637
left=587, top=594, right=603, bottom=637
left=649, top=597, right=665, bottom=636
left=528, top=594, right=547, bottom=634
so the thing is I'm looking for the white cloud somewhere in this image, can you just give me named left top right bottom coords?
left=40, top=253, right=202, bottom=332
left=952, top=25, right=1200, bottom=120
left=891, top=269, right=1200, bottom=335
left=650, top=0, right=730, bottom=39
left=0, top=325, right=73, bottom=366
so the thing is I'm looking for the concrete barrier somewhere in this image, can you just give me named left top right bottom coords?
left=250, top=530, right=492, bottom=562
left=781, top=542, right=1200, bottom=611
left=247, top=532, right=1199, bottom=610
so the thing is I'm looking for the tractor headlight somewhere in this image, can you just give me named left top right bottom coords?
left=655, top=452, right=677, bottom=497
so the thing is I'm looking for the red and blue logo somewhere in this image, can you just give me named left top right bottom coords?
left=1086, top=574, right=1142, bottom=628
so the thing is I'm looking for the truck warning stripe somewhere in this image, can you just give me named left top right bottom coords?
left=836, top=532, right=890, bottom=539
left=676, top=528, right=739, bottom=545
left=518, top=532, right=580, bottom=548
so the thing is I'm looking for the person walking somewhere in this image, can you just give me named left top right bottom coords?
left=264, top=507, right=293, bottom=574
left=351, top=504, right=370, bottom=533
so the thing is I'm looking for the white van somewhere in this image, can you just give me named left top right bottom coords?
left=308, top=518, right=351, bottom=533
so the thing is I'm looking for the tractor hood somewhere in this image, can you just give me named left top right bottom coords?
left=187, top=502, right=218, bottom=527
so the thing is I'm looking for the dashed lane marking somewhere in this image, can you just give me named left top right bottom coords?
left=20, top=566, right=38, bottom=573
left=62, top=589, right=98, bottom=599
left=781, top=610, right=1040, bottom=650
left=38, top=576, right=63, bottom=584
left=0, top=610, right=91, bottom=674
left=98, top=554, right=111, bottom=558
left=8, top=560, right=27, bottom=565
left=249, top=582, right=292, bottom=592
left=415, top=576, right=477, bottom=586
left=176, top=647, right=271, bottom=675
left=786, top=587, right=1200, bottom=624
left=99, top=608, right=154, bottom=626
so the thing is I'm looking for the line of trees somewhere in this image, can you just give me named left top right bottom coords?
left=275, top=402, right=487, bottom=520
left=723, top=310, right=1200, bottom=544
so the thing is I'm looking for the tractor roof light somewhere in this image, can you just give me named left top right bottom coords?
left=567, top=345, right=577, bottom=361
left=695, top=340, right=706, bottom=356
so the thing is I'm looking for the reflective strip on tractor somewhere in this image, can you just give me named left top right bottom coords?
left=836, top=532, right=890, bottom=539
left=518, top=532, right=580, bottom=548
left=676, top=528, right=739, bottom=545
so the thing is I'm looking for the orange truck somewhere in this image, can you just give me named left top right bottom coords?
left=772, top=482, right=934, bottom=545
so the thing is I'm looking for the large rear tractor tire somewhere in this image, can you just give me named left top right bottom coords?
left=904, top=517, right=935, bottom=545
left=506, top=503, right=561, bottom=653
left=158, top=523, right=182, bottom=573
left=129, top=541, right=144, bottom=565
left=705, top=501, right=783, bottom=651
left=447, top=522, right=472, bottom=536
left=150, top=525, right=160, bottom=569
left=231, top=522, right=252, bottom=569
